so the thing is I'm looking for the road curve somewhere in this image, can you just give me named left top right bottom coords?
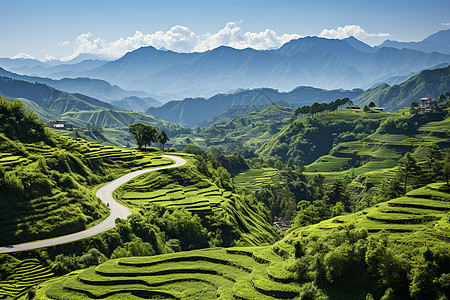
left=0, top=155, right=187, bottom=253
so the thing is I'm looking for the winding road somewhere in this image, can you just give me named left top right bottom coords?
left=0, top=155, right=187, bottom=253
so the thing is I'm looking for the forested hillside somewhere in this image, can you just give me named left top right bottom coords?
left=354, top=64, right=450, bottom=110
left=0, top=77, right=119, bottom=114
left=0, top=97, right=174, bottom=245
left=147, top=86, right=362, bottom=126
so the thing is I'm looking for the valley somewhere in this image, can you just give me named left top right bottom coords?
left=0, top=12, right=449, bottom=300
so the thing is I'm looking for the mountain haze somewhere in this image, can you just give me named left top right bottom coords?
left=379, top=29, right=450, bottom=55
left=354, top=64, right=450, bottom=110
left=147, top=86, right=363, bottom=126
left=0, top=77, right=120, bottom=115
left=0, top=67, right=150, bottom=103
left=75, top=35, right=450, bottom=98
left=111, top=96, right=162, bottom=113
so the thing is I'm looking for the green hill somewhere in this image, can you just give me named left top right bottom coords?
left=115, top=156, right=276, bottom=247
left=354, top=64, right=450, bottom=110
left=59, top=109, right=191, bottom=147
left=36, top=183, right=450, bottom=300
left=258, top=109, right=449, bottom=169
left=170, top=104, right=294, bottom=152
left=0, top=97, right=173, bottom=246
left=257, top=109, right=393, bottom=165
left=0, top=77, right=120, bottom=115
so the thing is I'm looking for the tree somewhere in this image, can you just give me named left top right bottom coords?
left=142, top=125, right=157, bottom=149
left=369, top=101, right=376, bottom=109
left=426, top=144, right=442, bottom=178
left=128, top=122, right=146, bottom=149
left=157, top=130, right=169, bottom=151
left=397, top=152, right=421, bottom=195
left=363, top=105, right=370, bottom=112
left=443, top=155, right=450, bottom=189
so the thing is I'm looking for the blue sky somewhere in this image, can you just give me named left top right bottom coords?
left=2, top=0, right=450, bottom=60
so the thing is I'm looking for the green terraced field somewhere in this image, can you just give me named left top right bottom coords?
left=39, top=247, right=299, bottom=300
left=37, top=183, right=450, bottom=300
left=234, top=168, right=278, bottom=192
left=115, top=160, right=276, bottom=246
left=0, top=259, right=53, bottom=299
left=284, top=183, right=450, bottom=240
left=32, top=183, right=450, bottom=299
left=121, top=184, right=230, bottom=213
left=0, top=131, right=176, bottom=246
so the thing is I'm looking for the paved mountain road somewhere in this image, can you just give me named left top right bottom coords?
left=0, top=155, right=186, bottom=253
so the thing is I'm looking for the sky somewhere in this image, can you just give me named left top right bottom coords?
left=2, top=0, right=450, bottom=61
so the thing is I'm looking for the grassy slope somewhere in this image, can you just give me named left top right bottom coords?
left=170, top=104, right=294, bottom=151
left=114, top=157, right=277, bottom=247
left=353, top=64, right=450, bottom=110
left=0, top=258, right=54, bottom=299
left=0, top=131, right=174, bottom=246
left=36, top=183, right=450, bottom=300
left=258, top=109, right=392, bottom=165
left=0, top=77, right=117, bottom=115
left=258, top=109, right=449, bottom=184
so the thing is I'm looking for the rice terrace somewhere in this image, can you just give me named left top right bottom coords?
left=1, top=1, right=450, bottom=299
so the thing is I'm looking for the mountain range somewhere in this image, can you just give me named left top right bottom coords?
left=71, top=32, right=450, bottom=98
left=2, top=30, right=450, bottom=101
left=354, top=64, right=450, bottom=110
left=111, top=96, right=162, bottom=113
left=146, top=86, right=363, bottom=127
left=379, top=29, right=450, bottom=55
left=0, top=67, right=151, bottom=104
left=0, top=76, right=120, bottom=115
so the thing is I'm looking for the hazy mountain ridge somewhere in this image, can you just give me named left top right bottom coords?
left=0, top=76, right=120, bottom=115
left=147, top=86, right=363, bottom=126
left=76, top=35, right=450, bottom=98
left=0, top=67, right=150, bottom=103
left=379, top=29, right=450, bottom=54
left=9, top=59, right=107, bottom=79
left=111, top=96, right=162, bottom=113
left=354, top=64, right=450, bottom=109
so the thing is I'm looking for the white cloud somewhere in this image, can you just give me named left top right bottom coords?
left=62, top=22, right=301, bottom=60
left=11, top=53, right=36, bottom=60
left=58, top=41, right=70, bottom=47
left=319, top=25, right=390, bottom=42
left=442, top=22, right=450, bottom=26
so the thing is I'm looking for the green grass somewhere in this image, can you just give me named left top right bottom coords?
left=0, top=258, right=53, bottom=299
left=40, top=247, right=300, bottom=300
left=172, top=104, right=295, bottom=151
left=234, top=168, right=278, bottom=192
left=0, top=131, right=177, bottom=246
left=34, top=183, right=450, bottom=299
left=284, top=183, right=450, bottom=242
left=115, top=158, right=277, bottom=246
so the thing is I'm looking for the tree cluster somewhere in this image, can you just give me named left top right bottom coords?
left=382, top=146, right=450, bottom=199
left=294, top=98, right=351, bottom=118
left=287, top=226, right=450, bottom=300
left=128, top=122, right=169, bottom=150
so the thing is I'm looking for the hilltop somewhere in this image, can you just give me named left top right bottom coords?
left=0, top=67, right=151, bottom=103
left=379, top=29, right=450, bottom=55
left=0, top=76, right=120, bottom=115
left=147, top=86, right=362, bottom=127
left=0, top=76, right=189, bottom=147
left=0, top=97, right=175, bottom=246
left=354, top=64, right=450, bottom=110
left=75, top=35, right=449, bottom=98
